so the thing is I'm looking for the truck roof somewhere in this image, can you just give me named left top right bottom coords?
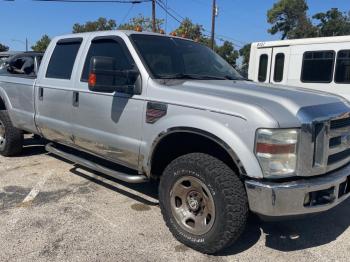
left=53, top=30, right=192, bottom=42
left=252, top=35, right=350, bottom=48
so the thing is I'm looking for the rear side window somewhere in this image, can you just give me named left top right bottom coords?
left=273, top=53, right=285, bottom=82
left=81, top=38, right=134, bottom=82
left=301, top=51, right=335, bottom=83
left=258, top=54, right=268, bottom=82
left=335, top=50, right=350, bottom=84
left=46, top=39, right=82, bottom=79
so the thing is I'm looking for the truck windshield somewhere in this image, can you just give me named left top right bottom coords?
left=130, top=34, right=244, bottom=80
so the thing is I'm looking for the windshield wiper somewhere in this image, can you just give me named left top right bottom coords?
left=156, top=73, right=227, bottom=80
left=223, top=75, right=246, bottom=81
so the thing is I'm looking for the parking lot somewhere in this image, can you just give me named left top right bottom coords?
left=0, top=136, right=349, bottom=262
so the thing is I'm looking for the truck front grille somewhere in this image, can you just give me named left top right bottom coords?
left=327, top=116, right=350, bottom=169
left=330, top=117, right=350, bottom=129
left=328, top=148, right=350, bottom=165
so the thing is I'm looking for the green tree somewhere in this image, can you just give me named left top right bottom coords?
left=31, top=35, right=51, bottom=52
left=0, top=43, right=9, bottom=52
left=73, top=17, right=117, bottom=33
left=173, top=18, right=212, bottom=46
left=313, top=8, right=350, bottom=37
left=118, top=14, right=164, bottom=32
left=174, top=18, right=203, bottom=40
left=267, top=0, right=317, bottom=39
left=239, top=43, right=251, bottom=75
left=215, top=41, right=239, bottom=67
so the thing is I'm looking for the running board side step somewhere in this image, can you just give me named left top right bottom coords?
left=45, top=143, right=149, bottom=184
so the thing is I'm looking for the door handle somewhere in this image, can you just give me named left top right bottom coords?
left=38, top=87, right=44, bottom=101
left=73, top=91, right=79, bottom=107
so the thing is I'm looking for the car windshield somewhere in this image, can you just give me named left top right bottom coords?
left=130, top=34, right=244, bottom=80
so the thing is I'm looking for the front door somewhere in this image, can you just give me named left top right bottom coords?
left=71, top=35, right=144, bottom=170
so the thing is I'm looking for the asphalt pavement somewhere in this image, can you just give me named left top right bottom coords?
left=0, top=136, right=349, bottom=262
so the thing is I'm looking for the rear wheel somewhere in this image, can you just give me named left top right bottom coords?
left=0, top=110, right=23, bottom=156
left=159, top=153, right=248, bottom=254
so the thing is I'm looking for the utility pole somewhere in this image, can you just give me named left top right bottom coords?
left=25, top=37, right=28, bottom=52
left=152, top=0, right=156, bottom=32
left=210, top=0, right=217, bottom=50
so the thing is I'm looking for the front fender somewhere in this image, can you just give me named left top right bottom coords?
left=141, top=109, right=264, bottom=179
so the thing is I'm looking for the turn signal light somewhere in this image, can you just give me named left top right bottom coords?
left=255, top=129, right=299, bottom=178
left=256, top=143, right=296, bottom=154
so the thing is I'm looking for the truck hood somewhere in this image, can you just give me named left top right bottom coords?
left=155, top=79, right=349, bottom=127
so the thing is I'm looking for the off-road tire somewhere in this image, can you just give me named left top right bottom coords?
left=0, top=110, right=23, bottom=156
left=159, top=153, right=248, bottom=254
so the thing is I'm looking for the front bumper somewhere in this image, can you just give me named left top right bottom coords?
left=245, top=163, right=350, bottom=218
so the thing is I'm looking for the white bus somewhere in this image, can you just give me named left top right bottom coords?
left=248, top=36, right=350, bottom=100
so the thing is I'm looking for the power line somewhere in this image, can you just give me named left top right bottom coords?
left=33, top=0, right=151, bottom=3
left=32, top=0, right=246, bottom=47
left=159, top=0, right=184, bottom=20
left=156, top=0, right=182, bottom=24
left=157, top=0, right=244, bottom=47
left=120, top=3, right=135, bottom=24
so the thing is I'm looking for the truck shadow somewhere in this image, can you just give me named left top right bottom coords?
left=219, top=198, right=350, bottom=256
left=24, top=137, right=350, bottom=255
left=17, top=136, right=47, bottom=157
left=69, top=166, right=159, bottom=206
left=67, top=156, right=350, bottom=256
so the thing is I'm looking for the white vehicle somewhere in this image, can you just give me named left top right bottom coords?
left=248, top=35, right=350, bottom=100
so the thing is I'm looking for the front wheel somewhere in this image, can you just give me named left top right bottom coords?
left=159, top=153, right=248, bottom=254
left=0, top=110, right=23, bottom=156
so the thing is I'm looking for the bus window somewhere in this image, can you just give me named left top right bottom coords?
left=258, top=54, right=268, bottom=82
left=301, top=51, right=335, bottom=83
left=274, top=53, right=285, bottom=82
left=335, top=50, right=350, bottom=84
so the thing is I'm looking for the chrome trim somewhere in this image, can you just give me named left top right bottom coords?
left=245, top=162, right=350, bottom=217
left=296, top=102, right=350, bottom=177
left=46, top=143, right=148, bottom=183
left=147, top=127, right=247, bottom=177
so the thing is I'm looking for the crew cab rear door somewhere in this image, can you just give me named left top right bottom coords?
left=35, top=37, right=84, bottom=144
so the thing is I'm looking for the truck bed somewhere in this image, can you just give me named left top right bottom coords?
left=0, top=75, right=38, bottom=134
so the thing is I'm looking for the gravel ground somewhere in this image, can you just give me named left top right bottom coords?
left=0, top=136, right=349, bottom=262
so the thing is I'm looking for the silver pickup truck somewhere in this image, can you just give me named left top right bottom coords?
left=1, top=31, right=350, bottom=254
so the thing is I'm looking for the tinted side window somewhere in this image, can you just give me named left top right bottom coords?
left=8, top=55, right=35, bottom=76
left=46, top=40, right=81, bottom=79
left=335, top=50, right=350, bottom=84
left=301, top=51, right=335, bottom=83
left=81, top=38, right=134, bottom=82
left=258, top=54, right=268, bottom=82
left=273, top=53, right=285, bottom=82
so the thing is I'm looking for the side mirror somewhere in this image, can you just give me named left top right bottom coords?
left=88, top=56, right=139, bottom=94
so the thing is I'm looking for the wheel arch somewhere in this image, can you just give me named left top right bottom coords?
left=0, top=87, right=11, bottom=111
left=148, top=127, right=247, bottom=178
left=0, top=96, right=6, bottom=110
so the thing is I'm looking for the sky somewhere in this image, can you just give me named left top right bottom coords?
left=0, top=0, right=349, bottom=51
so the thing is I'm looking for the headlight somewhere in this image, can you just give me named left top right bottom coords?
left=255, top=128, right=299, bottom=178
